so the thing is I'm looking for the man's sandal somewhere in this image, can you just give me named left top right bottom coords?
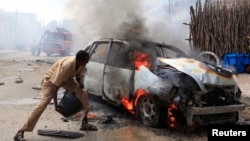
left=80, top=123, right=98, bottom=131
left=14, top=132, right=26, bottom=141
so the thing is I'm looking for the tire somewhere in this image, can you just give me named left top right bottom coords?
left=136, top=96, right=161, bottom=127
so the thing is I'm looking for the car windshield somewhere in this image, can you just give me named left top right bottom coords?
left=84, top=39, right=188, bottom=66
left=140, top=42, right=188, bottom=58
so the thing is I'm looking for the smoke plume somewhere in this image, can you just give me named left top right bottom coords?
left=63, top=0, right=196, bottom=52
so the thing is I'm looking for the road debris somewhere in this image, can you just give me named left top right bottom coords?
left=32, top=85, right=42, bottom=90
left=100, top=114, right=116, bottom=124
left=37, top=129, right=84, bottom=138
left=15, top=78, right=23, bottom=83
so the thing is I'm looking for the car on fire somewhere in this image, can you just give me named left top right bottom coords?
left=83, top=38, right=245, bottom=128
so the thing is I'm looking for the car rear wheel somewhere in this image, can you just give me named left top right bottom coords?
left=136, top=96, right=161, bottom=127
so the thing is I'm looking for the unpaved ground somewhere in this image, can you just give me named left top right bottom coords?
left=0, top=50, right=250, bottom=141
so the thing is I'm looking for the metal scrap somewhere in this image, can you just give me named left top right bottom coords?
left=37, top=129, right=84, bottom=138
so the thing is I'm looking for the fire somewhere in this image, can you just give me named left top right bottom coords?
left=121, top=97, right=135, bottom=114
left=168, top=103, right=178, bottom=128
left=121, top=51, right=151, bottom=115
left=134, top=89, right=147, bottom=105
left=134, top=51, right=151, bottom=70
left=121, top=89, right=147, bottom=114
left=87, top=113, right=97, bottom=119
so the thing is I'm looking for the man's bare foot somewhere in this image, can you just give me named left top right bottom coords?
left=80, top=123, right=98, bottom=131
left=14, top=131, right=26, bottom=141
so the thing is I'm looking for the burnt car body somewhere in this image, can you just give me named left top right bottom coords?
left=83, top=38, right=245, bottom=128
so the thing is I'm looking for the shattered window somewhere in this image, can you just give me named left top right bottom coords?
left=156, top=46, right=180, bottom=58
left=107, top=42, right=132, bottom=69
left=90, top=43, right=109, bottom=63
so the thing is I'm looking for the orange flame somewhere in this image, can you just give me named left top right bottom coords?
left=134, top=89, right=147, bottom=105
left=121, top=97, right=135, bottom=114
left=167, top=103, right=178, bottom=128
left=121, top=89, right=147, bottom=114
left=134, top=51, right=151, bottom=70
left=87, top=113, right=97, bottom=119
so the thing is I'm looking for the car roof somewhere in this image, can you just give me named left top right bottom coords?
left=86, top=38, right=188, bottom=57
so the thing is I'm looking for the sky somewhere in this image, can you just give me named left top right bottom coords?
left=0, top=0, right=70, bottom=24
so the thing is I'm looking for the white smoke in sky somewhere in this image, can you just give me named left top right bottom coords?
left=62, top=0, right=198, bottom=52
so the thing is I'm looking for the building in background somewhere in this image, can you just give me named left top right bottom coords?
left=0, top=10, right=42, bottom=50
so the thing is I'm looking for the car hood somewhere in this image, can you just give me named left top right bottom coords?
left=157, top=57, right=239, bottom=92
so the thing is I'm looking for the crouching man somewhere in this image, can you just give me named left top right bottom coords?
left=14, top=50, right=97, bottom=141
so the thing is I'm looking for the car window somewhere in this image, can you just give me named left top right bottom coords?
left=156, top=46, right=184, bottom=58
left=107, top=42, right=132, bottom=69
left=156, top=47, right=175, bottom=58
left=90, top=43, right=109, bottom=63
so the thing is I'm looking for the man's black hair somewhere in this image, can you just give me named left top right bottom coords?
left=76, top=50, right=89, bottom=61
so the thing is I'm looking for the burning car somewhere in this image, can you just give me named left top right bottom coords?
left=83, top=38, right=245, bottom=128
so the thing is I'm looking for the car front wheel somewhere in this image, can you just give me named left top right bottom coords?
left=136, top=96, right=161, bottom=128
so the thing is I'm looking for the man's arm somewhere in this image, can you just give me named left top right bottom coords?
left=50, top=84, right=62, bottom=112
left=76, top=66, right=87, bottom=89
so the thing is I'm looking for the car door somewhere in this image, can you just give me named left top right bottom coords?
left=103, top=41, right=134, bottom=106
left=84, top=41, right=110, bottom=96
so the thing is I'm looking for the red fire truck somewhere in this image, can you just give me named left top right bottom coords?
left=35, top=28, right=74, bottom=56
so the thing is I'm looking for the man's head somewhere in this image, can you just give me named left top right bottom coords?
left=76, top=50, right=90, bottom=66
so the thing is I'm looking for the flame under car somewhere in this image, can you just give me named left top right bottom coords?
left=84, top=38, right=245, bottom=128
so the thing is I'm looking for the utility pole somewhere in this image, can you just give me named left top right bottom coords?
left=15, top=9, right=18, bottom=49
left=169, top=0, right=171, bottom=23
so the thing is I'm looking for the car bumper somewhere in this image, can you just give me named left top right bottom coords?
left=185, top=104, right=245, bottom=126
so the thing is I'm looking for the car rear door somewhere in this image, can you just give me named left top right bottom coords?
left=84, top=41, right=110, bottom=96
left=103, top=41, right=134, bottom=106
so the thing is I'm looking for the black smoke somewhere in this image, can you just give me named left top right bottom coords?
left=62, top=0, right=198, bottom=52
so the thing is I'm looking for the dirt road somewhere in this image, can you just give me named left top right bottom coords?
left=0, top=50, right=249, bottom=141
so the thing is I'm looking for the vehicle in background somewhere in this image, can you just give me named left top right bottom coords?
left=35, top=28, right=73, bottom=56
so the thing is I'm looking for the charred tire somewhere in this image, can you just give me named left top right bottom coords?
left=136, top=96, right=161, bottom=128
